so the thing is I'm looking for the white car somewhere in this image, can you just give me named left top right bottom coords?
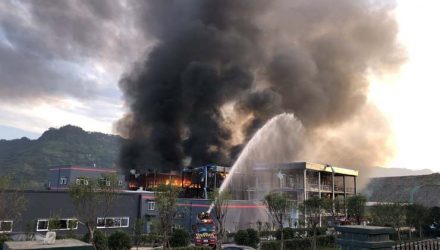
left=222, top=244, right=257, bottom=250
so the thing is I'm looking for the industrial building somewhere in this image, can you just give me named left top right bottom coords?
left=253, top=162, right=357, bottom=201
left=253, top=162, right=358, bottom=226
left=3, top=162, right=358, bottom=237
left=46, top=165, right=126, bottom=191
left=226, top=162, right=358, bottom=227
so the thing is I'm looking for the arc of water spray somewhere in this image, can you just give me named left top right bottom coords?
left=208, top=113, right=304, bottom=213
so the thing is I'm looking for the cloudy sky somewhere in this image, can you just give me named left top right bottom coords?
left=1, top=0, right=440, bottom=171
left=0, top=0, right=152, bottom=138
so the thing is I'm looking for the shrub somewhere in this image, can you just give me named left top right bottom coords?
left=82, top=230, right=108, bottom=250
left=246, top=228, right=260, bottom=247
left=280, top=227, right=296, bottom=239
left=233, top=229, right=260, bottom=248
left=108, top=230, right=132, bottom=250
left=0, top=234, right=10, bottom=249
left=259, top=230, right=277, bottom=239
left=317, top=235, right=335, bottom=246
left=171, top=247, right=211, bottom=250
left=234, top=230, right=249, bottom=246
left=260, top=235, right=335, bottom=250
left=260, top=240, right=280, bottom=250
left=275, top=227, right=327, bottom=240
left=170, top=228, right=191, bottom=247
left=141, top=233, right=163, bottom=247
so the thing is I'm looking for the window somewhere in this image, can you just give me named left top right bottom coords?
left=96, top=217, right=129, bottom=228
left=146, top=201, right=155, bottom=211
left=37, top=220, right=49, bottom=231
left=99, top=178, right=111, bottom=187
left=121, top=217, right=129, bottom=227
left=0, top=221, right=13, bottom=233
left=59, top=177, right=67, bottom=185
left=76, top=177, right=88, bottom=185
left=174, top=212, right=185, bottom=219
left=36, top=218, right=78, bottom=232
left=97, top=218, right=105, bottom=228
left=118, top=180, right=123, bottom=186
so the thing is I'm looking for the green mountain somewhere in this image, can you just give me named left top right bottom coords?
left=0, top=125, right=123, bottom=189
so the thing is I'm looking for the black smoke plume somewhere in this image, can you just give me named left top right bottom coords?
left=118, top=0, right=403, bottom=172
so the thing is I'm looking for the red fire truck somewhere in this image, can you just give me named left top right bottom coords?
left=193, top=212, right=217, bottom=247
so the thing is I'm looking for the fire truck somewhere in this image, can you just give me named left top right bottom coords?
left=193, top=212, right=217, bottom=247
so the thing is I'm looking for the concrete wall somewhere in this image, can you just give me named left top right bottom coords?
left=47, top=167, right=126, bottom=191
left=8, top=190, right=271, bottom=237
left=12, top=191, right=140, bottom=236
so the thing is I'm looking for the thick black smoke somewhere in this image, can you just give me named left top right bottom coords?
left=118, top=0, right=403, bottom=172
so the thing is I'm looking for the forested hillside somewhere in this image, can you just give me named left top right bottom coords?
left=0, top=125, right=123, bottom=189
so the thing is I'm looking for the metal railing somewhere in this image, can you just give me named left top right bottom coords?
left=305, top=184, right=355, bottom=193
left=393, top=239, right=440, bottom=250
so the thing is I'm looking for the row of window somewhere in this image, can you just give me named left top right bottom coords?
left=97, top=217, right=129, bottom=229
left=59, top=177, right=123, bottom=186
left=36, top=218, right=78, bottom=232
left=1, top=216, right=131, bottom=233
left=35, top=217, right=129, bottom=232
left=0, top=221, right=13, bottom=233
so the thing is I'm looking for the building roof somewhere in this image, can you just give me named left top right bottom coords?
left=48, top=165, right=117, bottom=173
left=254, top=162, right=358, bottom=176
left=366, top=173, right=440, bottom=207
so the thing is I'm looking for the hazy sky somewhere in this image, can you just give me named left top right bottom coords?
left=0, top=0, right=439, bottom=171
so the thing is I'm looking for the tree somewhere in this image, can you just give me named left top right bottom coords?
left=370, top=203, right=406, bottom=240
left=0, top=176, right=26, bottom=229
left=423, top=206, right=440, bottom=237
left=324, top=197, right=342, bottom=228
left=132, top=218, right=144, bottom=250
left=209, top=188, right=231, bottom=249
left=302, top=197, right=332, bottom=250
left=347, top=195, right=367, bottom=225
left=256, top=220, right=263, bottom=234
left=69, top=173, right=119, bottom=249
left=82, top=230, right=108, bottom=250
left=264, top=192, right=292, bottom=250
left=406, top=204, right=427, bottom=239
left=154, top=184, right=180, bottom=249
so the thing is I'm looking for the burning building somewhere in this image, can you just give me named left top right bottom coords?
left=127, top=164, right=229, bottom=199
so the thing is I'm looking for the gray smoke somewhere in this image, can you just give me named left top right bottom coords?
left=118, top=0, right=403, bottom=172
